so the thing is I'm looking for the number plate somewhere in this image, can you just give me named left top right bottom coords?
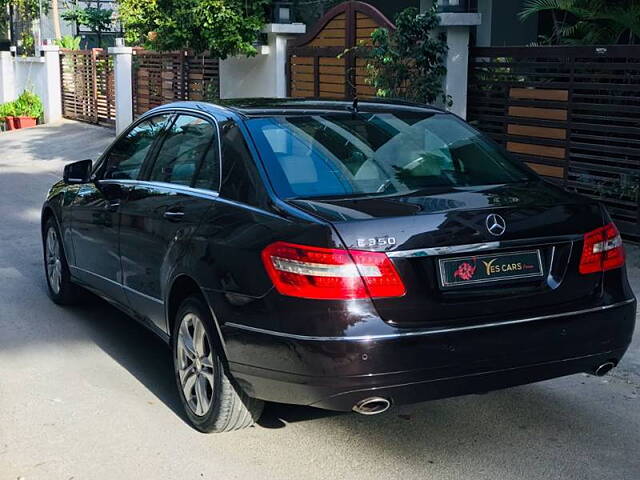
left=439, top=250, right=543, bottom=288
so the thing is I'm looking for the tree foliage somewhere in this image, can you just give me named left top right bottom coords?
left=117, top=0, right=271, bottom=57
left=292, top=0, right=341, bottom=27
left=354, top=7, right=448, bottom=105
left=520, top=0, right=640, bottom=45
left=62, top=5, right=113, bottom=47
left=0, top=0, right=48, bottom=20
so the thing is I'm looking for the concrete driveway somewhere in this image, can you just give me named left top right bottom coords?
left=1, top=121, right=638, bottom=480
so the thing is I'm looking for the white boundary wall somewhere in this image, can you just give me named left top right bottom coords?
left=0, top=46, right=62, bottom=123
left=220, top=23, right=306, bottom=99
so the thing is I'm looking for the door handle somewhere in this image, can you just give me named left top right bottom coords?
left=106, top=200, right=121, bottom=212
left=163, top=210, right=185, bottom=221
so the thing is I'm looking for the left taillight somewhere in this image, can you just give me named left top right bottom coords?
left=579, top=222, right=625, bottom=275
left=261, top=241, right=406, bottom=300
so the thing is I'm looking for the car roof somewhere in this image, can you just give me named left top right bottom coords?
left=148, top=98, right=445, bottom=119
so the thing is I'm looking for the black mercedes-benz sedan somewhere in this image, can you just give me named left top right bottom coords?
left=41, top=99, right=636, bottom=433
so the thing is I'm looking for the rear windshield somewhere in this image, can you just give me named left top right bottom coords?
left=246, top=112, right=533, bottom=199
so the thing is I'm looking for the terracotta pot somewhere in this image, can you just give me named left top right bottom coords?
left=4, top=116, right=16, bottom=130
left=14, top=116, right=37, bottom=129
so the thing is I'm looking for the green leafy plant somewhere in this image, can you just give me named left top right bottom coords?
left=54, top=35, right=81, bottom=50
left=62, top=4, right=114, bottom=48
left=0, top=101, right=17, bottom=120
left=520, top=0, right=640, bottom=45
left=12, top=90, right=44, bottom=118
left=117, top=0, right=271, bottom=58
left=346, top=7, right=449, bottom=105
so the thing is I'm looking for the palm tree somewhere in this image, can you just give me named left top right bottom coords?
left=519, top=0, right=640, bottom=45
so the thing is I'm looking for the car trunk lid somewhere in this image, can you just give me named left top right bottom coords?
left=288, top=181, right=605, bottom=327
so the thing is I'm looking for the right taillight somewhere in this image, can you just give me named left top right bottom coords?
left=579, top=222, right=625, bottom=274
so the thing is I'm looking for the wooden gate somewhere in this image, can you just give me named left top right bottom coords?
left=468, top=46, right=640, bottom=240
left=287, top=1, right=394, bottom=99
left=133, top=50, right=220, bottom=117
left=60, top=49, right=115, bottom=126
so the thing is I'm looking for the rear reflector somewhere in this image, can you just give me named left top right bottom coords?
left=261, top=242, right=406, bottom=300
left=579, top=222, right=625, bottom=275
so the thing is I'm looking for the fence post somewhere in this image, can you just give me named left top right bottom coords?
left=437, top=13, right=481, bottom=119
left=41, top=44, right=63, bottom=123
left=0, top=50, right=16, bottom=103
left=109, top=40, right=133, bottom=134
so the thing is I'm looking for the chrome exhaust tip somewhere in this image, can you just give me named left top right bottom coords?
left=594, top=361, right=616, bottom=377
left=352, top=397, right=391, bottom=415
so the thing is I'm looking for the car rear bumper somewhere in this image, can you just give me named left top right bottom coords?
left=222, top=298, right=636, bottom=412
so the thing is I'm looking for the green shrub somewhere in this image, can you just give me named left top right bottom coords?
left=54, top=35, right=82, bottom=50
left=12, top=90, right=44, bottom=118
left=0, top=101, right=16, bottom=120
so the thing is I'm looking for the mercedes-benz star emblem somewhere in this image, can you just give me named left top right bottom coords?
left=486, top=213, right=507, bottom=236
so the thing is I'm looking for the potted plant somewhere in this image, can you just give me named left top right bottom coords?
left=0, top=101, right=17, bottom=130
left=12, top=90, right=44, bottom=129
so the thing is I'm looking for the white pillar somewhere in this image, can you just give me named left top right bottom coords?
left=0, top=50, right=16, bottom=103
left=264, top=23, right=305, bottom=98
left=444, top=26, right=470, bottom=119
left=40, top=44, right=62, bottom=123
left=108, top=43, right=133, bottom=134
left=274, top=34, right=291, bottom=98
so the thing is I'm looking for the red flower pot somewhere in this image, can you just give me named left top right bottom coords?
left=4, top=116, right=16, bottom=130
left=14, top=116, right=37, bottom=129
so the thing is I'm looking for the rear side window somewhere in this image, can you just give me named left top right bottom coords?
left=220, top=121, right=267, bottom=207
left=103, top=114, right=171, bottom=180
left=246, top=113, right=534, bottom=199
left=149, top=115, right=217, bottom=187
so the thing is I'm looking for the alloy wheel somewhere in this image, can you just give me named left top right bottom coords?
left=45, top=227, right=63, bottom=295
left=177, top=313, right=215, bottom=416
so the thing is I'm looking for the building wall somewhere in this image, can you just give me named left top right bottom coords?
left=220, top=51, right=275, bottom=99
left=488, top=0, right=538, bottom=46
left=13, top=57, right=46, bottom=101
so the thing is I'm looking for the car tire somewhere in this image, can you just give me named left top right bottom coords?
left=172, top=295, right=264, bottom=433
left=43, top=217, right=81, bottom=305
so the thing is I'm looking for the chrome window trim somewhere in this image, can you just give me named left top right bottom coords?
left=224, top=298, right=636, bottom=342
left=69, top=265, right=165, bottom=305
left=99, top=179, right=219, bottom=201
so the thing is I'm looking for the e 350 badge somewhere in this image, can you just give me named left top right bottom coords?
left=356, top=236, right=397, bottom=249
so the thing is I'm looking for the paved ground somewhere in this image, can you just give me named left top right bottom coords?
left=0, top=121, right=638, bottom=480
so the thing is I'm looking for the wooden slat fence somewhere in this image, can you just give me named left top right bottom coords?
left=132, top=50, right=220, bottom=116
left=60, top=49, right=115, bottom=126
left=468, top=46, right=640, bottom=240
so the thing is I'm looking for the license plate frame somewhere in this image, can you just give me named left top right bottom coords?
left=438, top=250, right=544, bottom=288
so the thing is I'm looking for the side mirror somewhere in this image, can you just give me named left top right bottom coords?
left=63, top=159, right=92, bottom=184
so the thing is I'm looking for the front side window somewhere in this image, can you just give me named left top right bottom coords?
left=102, top=114, right=171, bottom=180
left=149, top=115, right=217, bottom=187
left=246, top=112, right=534, bottom=199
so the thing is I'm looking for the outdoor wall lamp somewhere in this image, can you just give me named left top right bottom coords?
left=271, top=1, right=294, bottom=24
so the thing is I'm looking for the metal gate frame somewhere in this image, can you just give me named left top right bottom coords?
left=59, top=49, right=115, bottom=126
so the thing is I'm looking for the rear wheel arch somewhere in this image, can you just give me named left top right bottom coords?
left=166, top=275, right=227, bottom=358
